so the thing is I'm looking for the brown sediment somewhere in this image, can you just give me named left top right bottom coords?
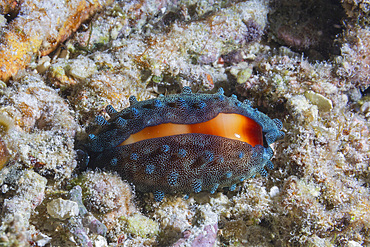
left=0, top=0, right=22, bottom=16
left=0, top=136, right=10, bottom=170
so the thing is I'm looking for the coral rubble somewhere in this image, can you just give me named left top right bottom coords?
left=0, top=0, right=369, bottom=246
left=0, top=0, right=112, bottom=82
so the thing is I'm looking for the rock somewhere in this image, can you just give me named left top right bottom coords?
left=47, top=198, right=79, bottom=220
left=32, top=232, right=52, bottom=247
left=304, top=91, right=333, bottom=112
left=347, top=241, right=362, bottom=247
left=229, top=62, right=253, bottom=84
left=125, top=213, right=159, bottom=238
left=67, top=56, right=97, bottom=80
left=94, top=235, right=108, bottom=247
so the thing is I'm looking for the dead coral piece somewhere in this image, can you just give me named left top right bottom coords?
left=69, top=186, right=108, bottom=236
left=77, top=171, right=136, bottom=216
left=0, top=170, right=47, bottom=246
left=0, top=0, right=112, bottom=82
left=342, top=0, right=370, bottom=17
left=124, top=213, right=159, bottom=238
left=0, top=75, right=78, bottom=178
left=47, top=198, right=79, bottom=220
left=336, top=25, right=370, bottom=88
left=191, top=224, right=218, bottom=247
left=64, top=186, right=108, bottom=246
left=67, top=216, right=93, bottom=247
left=70, top=71, right=150, bottom=123
left=171, top=224, right=218, bottom=247
left=304, top=91, right=333, bottom=112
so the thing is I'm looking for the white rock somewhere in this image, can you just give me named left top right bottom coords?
left=33, top=232, right=52, bottom=246
left=94, top=235, right=108, bottom=247
left=269, top=186, right=280, bottom=198
left=68, top=56, right=97, bottom=80
left=47, top=198, right=79, bottom=220
left=347, top=241, right=362, bottom=247
left=0, top=15, right=6, bottom=27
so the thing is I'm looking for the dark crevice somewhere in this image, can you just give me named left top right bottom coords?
left=268, top=0, right=346, bottom=61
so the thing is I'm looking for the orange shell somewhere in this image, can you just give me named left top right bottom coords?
left=120, top=113, right=263, bottom=147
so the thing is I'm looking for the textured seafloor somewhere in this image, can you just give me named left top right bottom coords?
left=0, top=0, right=369, bottom=246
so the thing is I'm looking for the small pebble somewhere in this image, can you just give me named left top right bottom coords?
left=269, top=186, right=280, bottom=198
left=125, top=213, right=159, bottom=238
left=347, top=241, right=362, bottom=247
left=32, top=232, right=52, bottom=247
left=94, top=235, right=108, bottom=247
left=36, top=56, right=51, bottom=74
left=47, top=198, right=79, bottom=220
left=67, top=56, right=97, bottom=80
left=347, top=240, right=362, bottom=247
left=304, top=91, right=333, bottom=112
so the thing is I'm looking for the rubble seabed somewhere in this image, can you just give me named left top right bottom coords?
left=0, top=0, right=369, bottom=246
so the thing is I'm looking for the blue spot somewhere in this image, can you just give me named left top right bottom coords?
left=252, top=145, right=263, bottom=158
left=95, top=116, right=108, bottom=126
left=182, top=86, right=192, bottom=94
left=88, top=134, right=96, bottom=141
left=153, top=99, right=162, bottom=108
left=154, top=190, right=164, bottom=202
left=231, top=94, right=237, bottom=100
left=192, top=180, right=202, bottom=193
left=204, top=151, right=214, bottom=162
left=130, top=108, right=140, bottom=118
left=229, top=184, right=236, bottom=191
left=130, top=153, right=138, bottom=161
left=243, top=99, right=251, bottom=106
left=183, top=194, right=189, bottom=200
left=239, top=177, right=245, bottom=182
left=168, top=172, right=179, bottom=186
left=115, top=117, right=127, bottom=128
left=105, top=105, right=117, bottom=115
left=273, top=118, right=283, bottom=129
left=210, top=183, right=219, bottom=194
left=265, top=147, right=274, bottom=159
left=217, top=87, right=224, bottom=94
left=265, top=132, right=275, bottom=145
left=178, top=149, right=187, bottom=158
left=145, top=164, right=155, bottom=174
left=235, top=101, right=241, bottom=107
left=161, top=145, right=170, bottom=152
left=195, top=101, right=206, bottom=109
left=238, top=152, right=244, bottom=159
left=259, top=168, right=268, bottom=177
left=110, top=158, right=117, bottom=166
left=176, top=98, right=187, bottom=108
left=266, top=160, right=274, bottom=170
left=129, top=96, right=138, bottom=106
left=217, top=95, right=224, bottom=101
left=277, top=130, right=285, bottom=140
left=225, top=171, right=232, bottom=178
